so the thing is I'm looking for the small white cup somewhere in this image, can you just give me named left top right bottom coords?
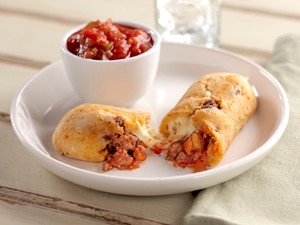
left=61, top=20, right=161, bottom=107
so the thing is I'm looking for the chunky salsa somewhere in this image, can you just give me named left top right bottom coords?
left=66, top=19, right=153, bottom=60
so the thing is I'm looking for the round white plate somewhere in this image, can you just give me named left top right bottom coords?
left=11, top=43, right=289, bottom=196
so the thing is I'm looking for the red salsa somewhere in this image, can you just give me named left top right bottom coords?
left=66, top=19, right=153, bottom=60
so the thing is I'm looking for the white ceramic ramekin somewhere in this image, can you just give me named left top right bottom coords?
left=61, top=20, right=161, bottom=107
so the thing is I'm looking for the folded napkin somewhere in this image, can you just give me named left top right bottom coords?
left=183, top=35, right=300, bottom=225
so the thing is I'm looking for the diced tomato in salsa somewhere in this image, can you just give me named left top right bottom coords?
left=67, top=19, right=153, bottom=60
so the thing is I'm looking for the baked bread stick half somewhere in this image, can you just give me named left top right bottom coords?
left=52, top=103, right=159, bottom=171
left=159, top=73, right=257, bottom=172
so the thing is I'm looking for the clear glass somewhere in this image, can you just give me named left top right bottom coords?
left=155, top=0, right=220, bottom=47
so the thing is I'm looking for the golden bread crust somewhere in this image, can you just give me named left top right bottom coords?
left=52, top=103, right=150, bottom=162
left=159, top=72, right=257, bottom=166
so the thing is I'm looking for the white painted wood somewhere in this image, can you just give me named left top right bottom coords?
left=0, top=14, right=70, bottom=62
left=220, top=8, right=300, bottom=53
left=0, top=63, right=37, bottom=112
left=0, top=123, right=193, bottom=225
left=1, top=0, right=299, bottom=224
left=222, top=0, right=300, bottom=16
left=0, top=0, right=156, bottom=26
left=0, top=200, right=109, bottom=225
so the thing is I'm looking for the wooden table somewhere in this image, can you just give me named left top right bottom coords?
left=1, top=1, right=299, bottom=224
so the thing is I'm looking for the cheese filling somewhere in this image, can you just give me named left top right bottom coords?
left=166, top=116, right=195, bottom=141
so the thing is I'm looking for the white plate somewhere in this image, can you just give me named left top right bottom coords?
left=11, top=43, right=289, bottom=196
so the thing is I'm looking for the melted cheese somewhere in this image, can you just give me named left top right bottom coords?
left=205, top=91, right=211, bottom=97
left=166, top=116, right=195, bottom=141
left=97, top=109, right=160, bottom=147
left=134, top=121, right=160, bottom=147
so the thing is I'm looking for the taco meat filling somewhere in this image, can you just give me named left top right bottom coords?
left=102, top=123, right=147, bottom=171
left=166, top=131, right=210, bottom=172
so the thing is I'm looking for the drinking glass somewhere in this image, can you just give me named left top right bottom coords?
left=155, top=0, right=221, bottom=47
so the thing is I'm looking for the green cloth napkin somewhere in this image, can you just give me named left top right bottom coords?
left=183, top=35, right=300, bottom=225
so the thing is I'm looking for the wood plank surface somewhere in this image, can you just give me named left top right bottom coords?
left=220, top=6, right=300, bottom=53
left=0, top=122, right=194, bottom=225
left=0, top=199, right=108, bottom=225
left=0, top=0, right=299, bottom=224
left=222, top=0, right=300, bottom=16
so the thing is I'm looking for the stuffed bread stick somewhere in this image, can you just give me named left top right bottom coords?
left=159, top=73, right=257, bottom=172
left=52, top=103, right=159, bottom=171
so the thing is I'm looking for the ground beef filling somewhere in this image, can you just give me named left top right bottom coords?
left=201, top=99, right=220, bottom=109
left=102, top=133, right=147, bottom=171
left=166, top=131, right=210, bottom=172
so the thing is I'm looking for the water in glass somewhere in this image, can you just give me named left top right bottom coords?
left=156, top=0, right=220, bottom=47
